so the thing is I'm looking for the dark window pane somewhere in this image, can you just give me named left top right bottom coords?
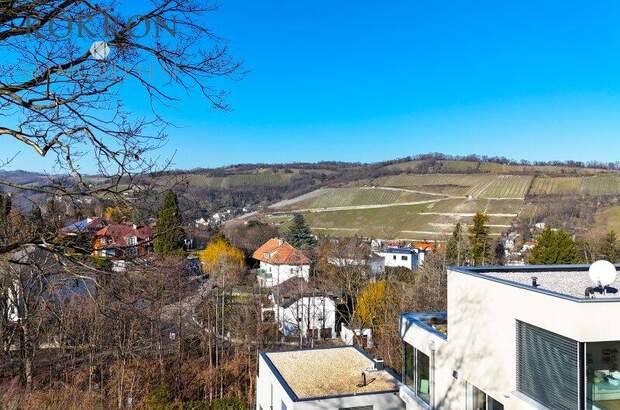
left=473, top=385, right=487, bottom=410
left=417, top=349, right=430, bottom=404
left=404, top=342, right=415, bottom=388
left=488, top=396, right=504, bottom=410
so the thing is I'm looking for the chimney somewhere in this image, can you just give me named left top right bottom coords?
left=531, top=276, right=539, bottom=288
left=374, top=358, right=385, bottom=371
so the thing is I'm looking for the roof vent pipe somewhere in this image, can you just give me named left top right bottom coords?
left=531, top=276, right=539, bottom=288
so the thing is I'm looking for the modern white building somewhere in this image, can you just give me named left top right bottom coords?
left=376, top=247, right=421, bottom=270
left=256, top=346, right=405, bottom=410
left=400, top=262, right=620, bottom=410
left=263, top=277, right=337, bottom=339
left=253, top=238, right=311, bottom=287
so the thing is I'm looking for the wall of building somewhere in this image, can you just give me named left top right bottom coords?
left=260, top=261, right=310, bottom=286
left=439, top=269, right=620, bottom=410
left=276, top=296, right=336, bottom=338
left=256, top=355, right=405, bottom=410
left=377, top=251, right=416, bottom=270
left=256, top=354, right=295, bottom=410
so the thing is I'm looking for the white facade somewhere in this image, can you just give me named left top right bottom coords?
left=270, top=295, right=337, bottom=339
left=256, top=347, right=405, bottom=410
left=400, top=265, right=620, bottom=410
left=258, top=261, right=310, bottom=287
left=341, top=324, right=373, bottom=348
left=377, top=249, right=417, bottom=270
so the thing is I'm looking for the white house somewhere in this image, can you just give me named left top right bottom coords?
left=376, top=247, right=419, bottom=270
left=263, top=277, right=337, bottom=339
left=328, top=252, right=385, bottom=276
left=253, top=238, right=310, bottom=287
left=400, top=261, right=620, bottom=410
left=341, top=324, right=373, bottom=348
left=256, top=346, right=405, bottom=410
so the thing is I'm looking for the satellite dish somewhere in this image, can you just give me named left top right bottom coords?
left=589, top=260, right=617, bottom=287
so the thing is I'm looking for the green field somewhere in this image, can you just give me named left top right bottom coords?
left=383, top=160, right=612, bottom=176
left=530, top=175, right=620, bottom=196
left=594, top=206, right=620, bottom=236
left=299, top=200, right=513, bottom=239
left=477, top=175, right=533, bottom=199
left=280, top=187, right=437, bottom=210
left=252, top=164, right=620, bottom=240
left=181, top=170, right=297, bottom=189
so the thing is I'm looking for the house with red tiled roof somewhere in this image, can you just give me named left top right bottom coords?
left=252, top=238, right=310, bottom=287
left=92, top=224, right=153, bottom=258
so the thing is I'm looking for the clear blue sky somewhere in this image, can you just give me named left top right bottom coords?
left=4, top=0, right=620, bottom=172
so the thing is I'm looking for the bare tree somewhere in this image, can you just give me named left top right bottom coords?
left=0, top=0, right=240, bottom=252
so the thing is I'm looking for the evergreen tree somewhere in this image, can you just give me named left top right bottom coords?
left=153, top=190, right=185, bottom=255
left=494, top=240, right=506, bottom=265
left=446, top=222, right=466, bottom=265
left=286, top=214, right=317, bottom=249
left=468, top=212, right=490, bottom=265
left=598, top=231, right=620, bottom=262
left=529, top=227, right=580, bottom=264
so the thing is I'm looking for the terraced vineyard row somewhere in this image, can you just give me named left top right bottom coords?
left=283, top=187, right=436, bottom=209
left=530, top=175, right=620, bottom=196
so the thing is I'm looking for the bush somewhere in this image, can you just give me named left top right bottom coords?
left=211, top=398, right=245, bottom=410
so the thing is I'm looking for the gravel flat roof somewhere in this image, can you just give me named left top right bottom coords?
left=478, top=269, right=620, bottom=299
left=265, top=346, right=399, bottom=399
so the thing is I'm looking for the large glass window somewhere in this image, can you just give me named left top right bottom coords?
left=417, top=350, right=430, bottom=404
left=403, top=342, right=430, bottom=404
left=404, top=342, right=415, bottom=388
left=471, top=385, right=504, bottom=410
left=586, top=341, right=620, bottom=410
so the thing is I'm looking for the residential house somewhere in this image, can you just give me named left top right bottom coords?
left=263, top=277, right=336, bottom=339
left=328, top=252, right=386, bottom=276
left=3, top=245, right=96, bottom=323
left=376, top=247, right=420, bottom=270
left=60, top=217, right=108, bottom=238
left=253, top=238, right=310, bottom=287
left=376, top=242, right=435, bottom=271
left=400, top=262, right=620, bottom=410
left=92, top=223, right=153, bottom=258
left=256, top=346, right=405, bottom=410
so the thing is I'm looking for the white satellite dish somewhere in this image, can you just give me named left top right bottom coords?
left=589, top=260, right=617, bottom=287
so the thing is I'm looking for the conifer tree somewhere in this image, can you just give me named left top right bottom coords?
left=529, top=227, right=580, bottom=264
left=154, top=190, right=185, bottom=255
left=446, top=222, right=466, bottom=265
left=598, top=231, right=620, bottom=262
left=468, top=212, right=490, bottom=265
left=286, top=214, right=317, bottom=249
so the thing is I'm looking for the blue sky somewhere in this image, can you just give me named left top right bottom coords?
left=4, top=0, right=620, bottom=172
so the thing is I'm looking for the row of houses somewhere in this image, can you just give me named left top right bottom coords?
left=60, top=217, right=154, bottom=258
left=250, top=237, right=437, bottom=341
left=256, top=261, right=620, bottom=410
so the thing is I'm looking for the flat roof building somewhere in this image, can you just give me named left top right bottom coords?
left=256, top=346, right=405, bottom=410
left=400, top=263, right=620, bottom=410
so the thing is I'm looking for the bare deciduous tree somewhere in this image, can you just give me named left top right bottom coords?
left=1, top=0, right=240, bottom=252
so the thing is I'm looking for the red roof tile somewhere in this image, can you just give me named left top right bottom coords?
left=253, top=238, right=310, bottom=265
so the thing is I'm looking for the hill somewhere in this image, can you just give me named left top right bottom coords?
left=252, top=157, right=620, bottom=240
left=5, top=155, right=620, bottom=239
